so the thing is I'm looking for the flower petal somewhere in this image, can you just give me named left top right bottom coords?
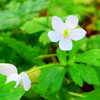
left=59, top=39, right=73, bottom=51
left=70, top=28, right=86, bottom=40
left=65, top=15, right=78, bottom=29
left=48, top=31, right=60, bottom=42
left=52, top=16, right=64, bottom=32
left=20, top=72, right=31, bottom=91
left=0, top=63, right=18, bottom=76
left=6, top=73, right=21, bottom=87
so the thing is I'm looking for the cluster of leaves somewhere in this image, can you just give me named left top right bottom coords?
left=0, top=0, right=100, bottom=100
left=32, top=38, right=100, bottom=100
left=0, top=74, right=25, bottom=100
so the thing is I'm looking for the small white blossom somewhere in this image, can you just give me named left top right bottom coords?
left=0, top=63, right=31, bottom=91
left=48, top=15, right=86, bottom=51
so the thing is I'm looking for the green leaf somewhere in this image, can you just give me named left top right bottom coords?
left=35, top=64, right=66, bottom=94
left=7, top=0, right=49, bottom=17
left=1, top=35, right=41, bottom=62
left=20, top=0, right=49, bottom=14
left=68, top=65, right=83, bottom=86
left=0, top=74, right=7, bottom=87
left=57, top=48, right=67, bottom=65
left=21, top=17, right=50, bottom=34
left=68, top=64, right=99, bottom=87
left=0, top=74, right=25, bottom=100
left=69, top=38, right=86, bottom=59
left=21, top=20, right=45, bottom=34
left=75, top=49, right=100, bottom=66
left=0, top=10, right=20, bottom=30
left=7, top=1, right=21, bottom=12
left=41, top=87, right=77, bottom=100
left=39, top=31, right=50, bottom=45
left=80, top=89, right=100, bottom=100
left=92, top=66, right=100, bottom=81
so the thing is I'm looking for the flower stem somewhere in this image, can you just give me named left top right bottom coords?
left=35, top=54, right=57, bottom=59
left=68, top=91, right=84, bottom=98
left=27, top=65, right=47, bottom=74
left=27, top=64, right=61, bottom=74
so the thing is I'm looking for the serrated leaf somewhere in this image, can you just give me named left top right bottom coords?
left=35, top=64, right=66, bottom=94
left=92, top=66, right=100, bottom=81
left=20, top=0, right=49, bottom=14
left=7, top=1, right=21, bottom=12
left=75, top=49, right=100, bottom=66
left=0, top=74, right=25, bottom=100
left=68, top=65, right=83, bottom=86
left=68, top=64, right=99, bottom=86
left=0, top=10, right=20, bottom=30
left=1, top=35, right=41, bottom=62
left=57, top=48, right=67, bottom=65
left=21, top=17, right=50, bottom=34
left=21, top=20, right=45, bottom=34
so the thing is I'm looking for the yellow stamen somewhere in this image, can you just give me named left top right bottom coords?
left=64, top=30, right=69, bottom=37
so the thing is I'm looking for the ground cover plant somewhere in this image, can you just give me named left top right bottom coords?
left=0, top=0, right=100, bottom=100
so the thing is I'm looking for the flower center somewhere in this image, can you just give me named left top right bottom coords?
left=63, top=30, right=69, bottom=37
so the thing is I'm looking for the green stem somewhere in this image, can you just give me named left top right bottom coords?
left=27, top=65, right=47, bottom=74
left=27, top=64, right=61, bottom=74
left=68, top=91, right=84, bottom=98
left=35, top=54, right=57, bottom=59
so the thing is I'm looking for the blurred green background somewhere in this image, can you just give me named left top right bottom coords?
left=0, top=0, right=100, bottom=100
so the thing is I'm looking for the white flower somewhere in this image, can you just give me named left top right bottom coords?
left=0, top=63, right=31, bottom=91
left=48, top=15, right=86, bottom=51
